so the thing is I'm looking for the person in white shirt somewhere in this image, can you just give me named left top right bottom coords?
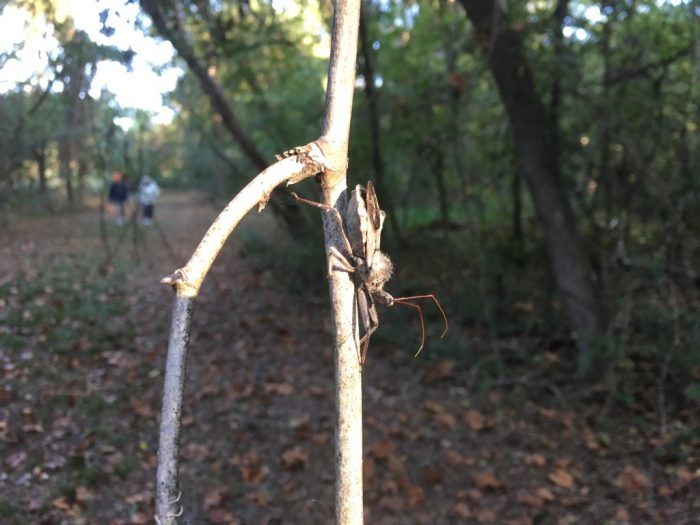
left=137, top=175, right=161, bottom=225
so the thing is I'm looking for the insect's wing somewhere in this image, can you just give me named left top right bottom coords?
left=346, top=184, right=368, bottom=256
left=364, top=181, right=386, bottom=254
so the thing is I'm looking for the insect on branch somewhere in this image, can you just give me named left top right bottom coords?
left=292, top=181, right=448, bottom=364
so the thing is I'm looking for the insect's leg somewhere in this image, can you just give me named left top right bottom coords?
left=392, top=299, right=426, bottom=357
left=290, top=192, right=354, bottom=257
left=328, top=246, right=355, bottom=277
left=392, top=294, right=449, bottom=339
left=357, top=288, right=378, bottom=366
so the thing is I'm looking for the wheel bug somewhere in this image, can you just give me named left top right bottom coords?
left=291, top=182, right=448, bottom=365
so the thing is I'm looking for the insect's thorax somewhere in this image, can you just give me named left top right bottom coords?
left=365, top=251, right=393, bottom=294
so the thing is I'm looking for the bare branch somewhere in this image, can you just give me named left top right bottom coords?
left=154, top=145, right=322, bottom=525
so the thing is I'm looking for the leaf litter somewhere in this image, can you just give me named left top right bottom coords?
left=0, top=192, right=698, bottom=524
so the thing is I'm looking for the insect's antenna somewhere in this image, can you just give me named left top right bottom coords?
left=392, top=299, right=426, bottom=357
left=392, top=294, right=449, bottom=339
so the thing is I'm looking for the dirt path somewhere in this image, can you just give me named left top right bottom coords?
left=1, top=192, right=698, bottom=525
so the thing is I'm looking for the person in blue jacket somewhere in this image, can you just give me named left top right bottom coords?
left=108, top=171, right=129, bottom=225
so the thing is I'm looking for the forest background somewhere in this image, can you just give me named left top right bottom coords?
left=0, top=0, right=699, bottom=523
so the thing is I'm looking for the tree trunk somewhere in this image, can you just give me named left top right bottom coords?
left=458, top=0, right=605, bottom=362
left=58, top=136, right=74, bottom=203
left=36, top=146, right=48, bottom=194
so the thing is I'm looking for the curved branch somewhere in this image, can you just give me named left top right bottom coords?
left=155, top=144, right=322, bottom=525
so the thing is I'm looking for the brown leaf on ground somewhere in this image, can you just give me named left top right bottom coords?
left=453, top=502, right=473, bottom=519
left=51, top=497, right=72, bottom=510
left=370, top=439, right=395, bottom=460
left=422, top=359, right=455, bottom=383
left=424, top=465, right=443, bottom=485
left=378, top=495, right=403, bottom=512
left=524, top=453, right=547, bottom=467
left=182, top=442, right=210, bottom=462
left=75, top=486, right=94, bottom=503
left=5, top=450, right=27, bottom=469
left=475, top=508, right=497, bottom=523
left=463, top=488, right=484, bottom=501
left=615, top=507, right=630, bottom=522
left=204, top=487, right=227, bottom=511
left=265, top=382, right=294, bottom=396
left=676, top=467, right=694, bottom=483
left=617, top=465, right=649, bottom=494
left=241, top=463, right=269, bottom=484
left=517, top=489, right=544, bottom=507
left=281, top=446, right=308, bottom=470
left=435, top=411, right=457, bottom=428
left=463, top=410, right=486, bottom=431
left=423, top=400, right=446, bottom=414
left=443, top=448, right=466, bottom=467
left=473, top=470, right=503, bottom=490
left=206, top=508, right=240, bottom=525
left=244, top=491, right=270, bottom=506
left=405, top=483, right=426, bottom=508
left=536, top=486, right=555, bottom=501
left=549, top=467, right=575, bottom=489
left=131, top=399, right=155, bottom=419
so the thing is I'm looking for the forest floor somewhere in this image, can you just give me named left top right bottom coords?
left=1, top=191, right=698, bottom=525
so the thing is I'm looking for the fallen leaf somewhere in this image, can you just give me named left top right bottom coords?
left=265, top=383, right=294, bottom=396
left=424, top=465, right=443, bottom=485
left=524, top=453, right=546, bottom=467
left=453, top=502, right=473, bottom=519
left=615, top=507, right=630, bottom=522
left=422, top=359, right=455, bottom=383
left=204, top=487, right=227, bottom=511
left=281, top=446, right=308, bottom=470
left=617, top=465, right=648, bottom=494
left=549, top=468, right=575, bottom=489
left=443, top=448, right=466, bottom=467
left=5, top=450, right=27, bottom=469
left=370, top=439, right=395, bottom=460
left=473, top=471, right=502, bottom=490
left=377, top=495, right=401, bottom=512
left=536, top=487, right=555, bottom=501
left=676, top=467, right=694, bottom=483
left=516, top=489, right=544, bottom=507
left=435, top=411, right=456, bottom=428
left=463, top=410, right=486, bottom=431
left=75, top=486, right=94, bottom=503
left=130, top=399, right=154, bottom=418
left=245, top=465, right=269, bottom=483
left=475, top=508, right=497, bottom=523
left=405, top=484, right=425, bottom=508
left=52, top=497, right=71, bottom=511
left=206, top=508, right=240, bottom=525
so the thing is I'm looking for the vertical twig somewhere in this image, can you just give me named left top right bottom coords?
left=317, top=0, right=363, bottom=523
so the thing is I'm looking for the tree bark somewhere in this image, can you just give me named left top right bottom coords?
left=458, top=0, right=605, bottom=361
left=58, top=136, right=74, bottom=203
left=317, top=0, right=364, bottom=521
left=140, top=0, right=304, bottom=231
